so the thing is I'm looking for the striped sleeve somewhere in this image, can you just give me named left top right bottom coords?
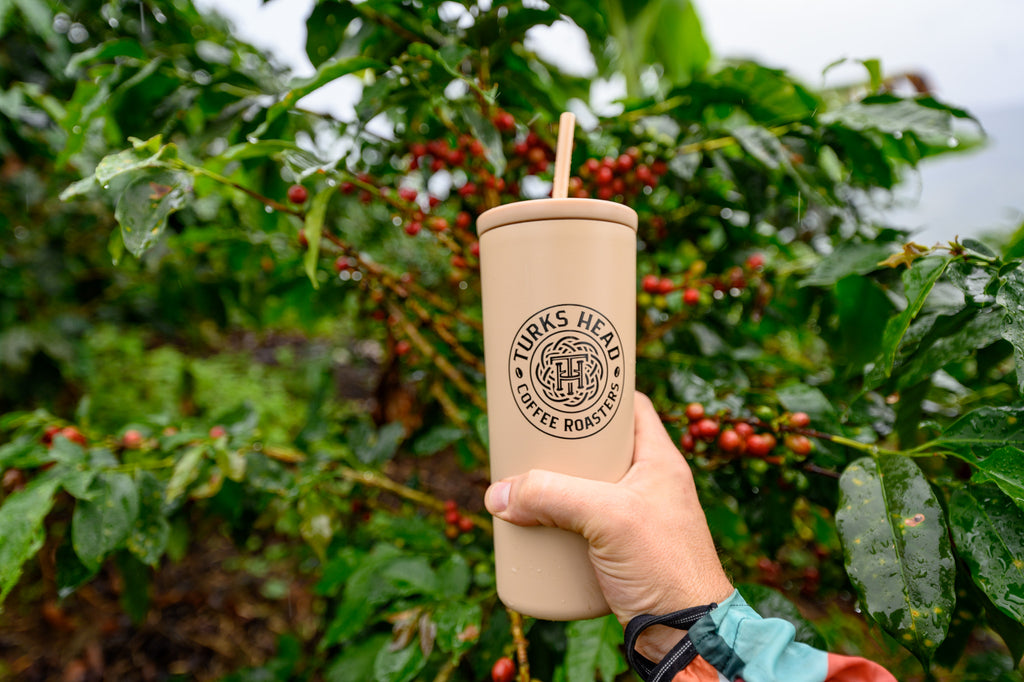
left=670, top=590, right=896, bottom=682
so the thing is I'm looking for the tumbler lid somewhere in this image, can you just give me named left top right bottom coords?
left=476, top=198, right=638, bottom=236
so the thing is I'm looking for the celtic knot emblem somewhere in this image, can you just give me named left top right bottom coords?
left=507, top=304, right=625, bottom=439
left=533, top=334, right=604, bottom=410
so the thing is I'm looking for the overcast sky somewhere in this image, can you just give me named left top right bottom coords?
left=195, top=0, right=1024, bottom=241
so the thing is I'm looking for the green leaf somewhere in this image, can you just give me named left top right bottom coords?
left=255, top=56, right=382, bottom=137
left=894, top=307, right=1005, bottom=391
left=165, top=445, right=205, bottom=503
left=737, top=584, right=826, bottom=649
left=298, top=494, right=336, bottom=560
left=565, top=614, right=627, bottom=682
left=822, top=98, right=954, bottom=141
left=65, top=38, right=146, bottom=76
left=126, top=472, right=170, bottom=567
left=115, top=169, right=193, bottom=257
left=71, top=471, right=140, bottom=571
left=799, top=242, right=896, bottom=287
left=971, top=446, right=1024, bottom=509
left=950, top=484, right=1024, bottom=622
left=116, top=551, right=150, bottom=624
left=324, top=634, right=390, bottom=682
left=56, top=536, right=97, bottom=599
left=304, top=1, right=360, bottom=67
left=93, top=138, right=175, bottom=185
left=436, top=554, right=471, bottom=599
left=433, top=601, right=482, bottom=654
left=936, top=407, right=1024, bottom=462
left=373, top=640, right=427, bottom=682
left=302, top=186, right=333, bottom=289
left=412, top=425, right=465, bottom=456
left=873, top=256, right=953, bottom=382
left=220, top=139, right=320, bottom=164
left=459, top=105, right=506, bottom=176
left=836, top=456, right=954, bottom=662
left=996, top=265, right=1024, bottom=394
left=833, top=276, right=894, bottom=370
left=0, top=476, right=60, bottom=603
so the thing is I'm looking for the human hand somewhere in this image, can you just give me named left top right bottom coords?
left=484, top=392, right=733, bottom=657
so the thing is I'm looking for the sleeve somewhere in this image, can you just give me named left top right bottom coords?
left=631, top=590, right=897, bottom=682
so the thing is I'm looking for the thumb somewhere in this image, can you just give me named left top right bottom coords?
left=485, top=469, right=616, bottom=538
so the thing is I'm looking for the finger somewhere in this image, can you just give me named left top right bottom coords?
left=485, top=469, right=616, bottom=537
left=632, top=391, right=680, bottom=465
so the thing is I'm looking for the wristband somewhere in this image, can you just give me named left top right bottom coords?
left=625, top=603, right=717, bottom=682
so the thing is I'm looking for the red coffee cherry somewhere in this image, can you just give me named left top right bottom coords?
left=718, top=429, right=742, bottom=453
left=696, top=418, right=720, bottom=440
left=683, top=288, right=700, bottom=306
left=789, top=412, right=811, bottom=428
left=684, top=403, right=705, bottom=421
left=642, top=274, right=661, bottom=294
left=286, top=184, right=308, bottom=204
left=746, top=434, right=773, bottom=458
left=786, top=435, right=813, bottom=456
left=209, top=425, right=227, bottom=439
left=491, top=657, right=515, bottom=682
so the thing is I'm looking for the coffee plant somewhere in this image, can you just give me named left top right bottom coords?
left=1, top=1, right=1023, bottom=680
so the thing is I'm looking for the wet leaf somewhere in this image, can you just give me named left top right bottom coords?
left=800, top=242, right=895, bottom=287
left=971, top=446, right=1024, bottom=509
left=165, top=446, right=205, bottom=502
left=71, top=471, right=140, bottom=571
left=433, top=602, right=481, bottom=654
left=115, top=169, right=192, bottom=257
left=836, top=456, right=954, bottom=662
left=936, top=407, right=1024, bottom=462
left=872, top=256, right=953, bottom=383
left=303, top=186, right=333, bottom=289
left=126, top=472, right=170, bottom=567
left=996, top=265, right=1024, bottom=393
left=0, top=476, right=60, bottom=603
left=950, top=484, right=1024, bottom=622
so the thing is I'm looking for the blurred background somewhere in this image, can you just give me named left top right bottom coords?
left=198, top=0, right=1024, bottom=243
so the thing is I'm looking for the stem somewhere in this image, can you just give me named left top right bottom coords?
left=185, top=165, right=304, bottom=218
left=508, top=608, right=531, bottom=682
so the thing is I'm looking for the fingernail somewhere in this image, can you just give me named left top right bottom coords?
left=488, top=481, right=511, bottom=513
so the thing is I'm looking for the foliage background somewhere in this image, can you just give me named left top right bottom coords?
left=1, top=1, right=1023, bottom=681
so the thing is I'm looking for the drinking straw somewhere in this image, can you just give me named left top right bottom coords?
left=551, top=111, right=576, bottom=199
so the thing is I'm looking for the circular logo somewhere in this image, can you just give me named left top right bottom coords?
left=508, top=304, right=625, bottom=439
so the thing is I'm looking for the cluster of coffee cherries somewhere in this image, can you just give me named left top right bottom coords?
left=570, top=147, right=668, bottom=201
left=640, top=253, right=766, bottom=311
left=442, top=498, right=475, bottom=539
left=679, top=403, right=813, bottom=461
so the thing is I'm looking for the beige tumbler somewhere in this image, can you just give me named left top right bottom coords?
left=477, top=198, right=637, bottom=620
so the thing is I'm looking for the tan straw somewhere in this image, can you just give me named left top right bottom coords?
left=551, top=111, right=576, bottom=199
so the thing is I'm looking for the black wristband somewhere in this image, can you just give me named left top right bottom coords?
left=624, top=603, right=717, bottom=682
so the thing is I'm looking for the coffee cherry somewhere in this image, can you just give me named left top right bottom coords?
left=786, top=435, right=813, bottom=457
left=122, top=429, right=144, bottom=449
left=58, top=426, right=88, bottom=447
left=491, top=657, right=515, bottom=682
left=746, top=253, right=765, bottom=270
left=493, top=111, right=515, bottom=133
left=456, top=211, right=472, bottom=230
left=746, top=434, right=772, bottom=458
left=595, top=166, right=613, bottom=186
left=635, top=164, right=654, bottom=184
left=41, top=425, right=62, bottom=445
left=209, top=425, right=227, bottom=439
left=657, top=278, right=674, bottom=295
left=683, top=288, right=700, bottom=306
left=444, top=509, right=460, bottom=525
left=641, top=274, right=660, bottom=294
left=470, top=241, right=480, bottom=258
left=334, top=256, right=351, bottom=273
left=404, top=221, right=422, bottom=236
left=734, top=422, right=754, bottom=439
left=789, top=412, right=811, bottom=428
left=427, top=216, right=448, bottom=232
left=457, top=516, right=474, bottom=533
left=398, top=187, right=418, bottom=203
left=469, top=139, right=484, bottom=157
left=596, top=186, right=614, bottom=200
left=443, top=499, right=457, bottom=512
left=696, top=419, right=720, bottom=440
left=718, top=429, right=742, bottom=453
left=395, top=340, right=412, bottom=356
left=679, top=432, right=696, bottom=452
left=684, top=403, right=705, bottom=421
left=616, top=153, right=634, bottom=172
left=287, top=184, right=309, bottom=204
